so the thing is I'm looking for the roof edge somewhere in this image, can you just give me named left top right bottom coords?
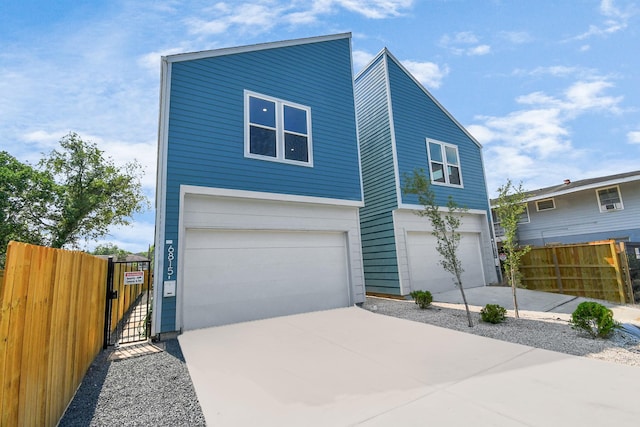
left=489, top=171, right=640, bottom=205
left=164, top=32, right=352, bottom=63
left=379, top=48, right=483, bottom=149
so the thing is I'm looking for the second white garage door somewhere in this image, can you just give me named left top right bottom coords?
left=407, top=231, right=486, bottom=294
left=182, top=229, right=351, bottom=330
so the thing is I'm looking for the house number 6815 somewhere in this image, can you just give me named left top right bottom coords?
left=167, top=245, right=175, bottom=279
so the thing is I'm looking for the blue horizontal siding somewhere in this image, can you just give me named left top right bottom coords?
left=167, top=36, right=361, bottom=202
left=386, top=57, right=490, bottom=213
left=355, top=55, right=402, bottom=293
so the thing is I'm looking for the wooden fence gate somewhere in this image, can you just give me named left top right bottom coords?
left=104, top=258, right=152, bottom=347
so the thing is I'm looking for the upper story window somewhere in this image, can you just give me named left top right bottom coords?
left=245, top=90, right=313, bottom=166
left=426, top=139, right=462, bottom=187
left=597, top=186, right=623, bottom=212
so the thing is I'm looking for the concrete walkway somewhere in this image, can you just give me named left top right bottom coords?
left=432, top=286, right=640, bottom=325
left=179, top=305, right=640, bottom=426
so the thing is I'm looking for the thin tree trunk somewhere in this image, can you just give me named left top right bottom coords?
left=457, top=277, right=473, bottom=327
left=511, top=264, right=519, bottom=318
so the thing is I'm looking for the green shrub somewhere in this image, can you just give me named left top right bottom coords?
left=410, top=290, right=433, bottom=309
left=480, top=304, right=507, bottom=324
left=570, top=301, right=619, bottom=338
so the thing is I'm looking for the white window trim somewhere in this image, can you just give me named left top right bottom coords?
left=519, top=204, right=531, bottom=223
left=596, top=185, right=624, bottom=212
left=425, top=138, right=463, bottom=188
left=492, top=204, right=530, bottom=228
left=535, top=198, right=556, bottom=212
left=244, top=90, right=313, bottom=167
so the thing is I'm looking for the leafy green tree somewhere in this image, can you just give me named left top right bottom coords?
left=0, top=133, right=148, bottom=265
left=403, top=169, right=473, bottom=327
left=0, top=151, right=57, bottom=266
left=493, top=179, right=531, bottom=318
left=92, top=243, right=131, bottom=261
left=40, top=132, right=149, bottom=248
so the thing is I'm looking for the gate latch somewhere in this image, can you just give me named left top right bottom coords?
left=108, top=290, right=118, bottom=300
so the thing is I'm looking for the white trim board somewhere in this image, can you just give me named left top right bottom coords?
left=165, top=33, right=351, bottom=63
left=181, top=185, right=364, bottom=207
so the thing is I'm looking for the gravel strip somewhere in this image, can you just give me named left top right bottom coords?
left=362, top=296, right=640, bottom=367
left=59, top=339, right=206, bottom=426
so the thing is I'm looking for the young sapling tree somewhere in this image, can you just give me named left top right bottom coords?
left=403, top=169, right=473, bottom=327
left=493, top=179, right=531, bottom=318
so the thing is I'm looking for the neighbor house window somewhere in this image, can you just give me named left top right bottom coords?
left=597, top=186, right=623, bottom=212
left=491, top=204, right=530, bottom=227
left=245, top=91, right=312, bottom=166
left=536, top=198, right=555, bottom=211
left=426, top=139, right=462, bottom=186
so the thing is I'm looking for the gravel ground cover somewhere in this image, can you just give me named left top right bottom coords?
left=59, top=339, right=205, bottom=426
left=363, top=296, right=640, bottom=367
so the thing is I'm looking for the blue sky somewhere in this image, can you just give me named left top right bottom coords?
left=2, top=0, right=639, bottom=253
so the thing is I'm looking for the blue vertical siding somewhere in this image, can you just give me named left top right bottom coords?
left=159, top=35, right=363, bottom=331
left=386, top=57, right=490, bottom=212
left=355, top=55, right=402, bottom=295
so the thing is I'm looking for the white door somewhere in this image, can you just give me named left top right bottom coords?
left=182, top=229, right=351, bottom=330
left=406, top=231, right=485, bottom=294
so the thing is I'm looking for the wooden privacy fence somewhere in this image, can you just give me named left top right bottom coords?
left=0, top=241, right=107, bottom=427
left=520, top=240, right=634, bottom=304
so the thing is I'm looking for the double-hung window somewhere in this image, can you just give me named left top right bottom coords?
left=596, top=186, right=623, bottom=212
left=245, top=91, right=312, bottom=166
left=427, top=139, right=462, bottom=186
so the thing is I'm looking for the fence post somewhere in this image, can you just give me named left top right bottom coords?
left=618, top=242, right=634, bottom=304
left=103, top=257, right=114, bottom=349
left=551, top=247, right=563, bottom=294
left=609, top=240, right=626, bottom=304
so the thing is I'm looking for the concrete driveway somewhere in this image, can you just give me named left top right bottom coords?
left=179, top=305, right=640, bottom=426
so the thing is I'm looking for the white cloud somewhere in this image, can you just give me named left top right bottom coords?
left=563, top=80, right=623, bottom=114
left=468, top=44, right=491, bottom=56
left=628, top=130, right=640, bottom=144
left=470, top=76, right=626, bottom=193
left=138, top=47, right=189, bottom=74
left=185, top=0, right=414, bottom=36
left=401, top=60, right=449, bottom=89
left=499, top=31, right=533, bottom=44
left=439, top=31, right=491, bottom=56
left=514, top=65, right=604, bottom=80
left=337, top=0, right=414, bottom=19
left=352, top=49, right=376, bottom=71
left=572, top=0, right=635, bottom=40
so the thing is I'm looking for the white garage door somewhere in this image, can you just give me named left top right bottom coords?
left=407, top=231, right=485, bottom=294
left=182, top=229, right=351, bottom=330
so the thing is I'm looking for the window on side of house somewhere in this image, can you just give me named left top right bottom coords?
left=245, top=91, right=312, bottom=166
left=426, top=139, right=462, bottom=187
left=491, top=204, right=530, bottom=227
left=596, top=186, right=623, bottom=212
left=536, top=198, right=555, bottom=211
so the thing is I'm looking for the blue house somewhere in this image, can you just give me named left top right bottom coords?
left=153, top=34, right=365, bottom=333
left=354, top=49, right=499, bottom=296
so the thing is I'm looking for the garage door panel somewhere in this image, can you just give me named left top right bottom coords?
left=407, top=231, right=485, bottom=294
left=183, top=229, right=350, bottom=330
